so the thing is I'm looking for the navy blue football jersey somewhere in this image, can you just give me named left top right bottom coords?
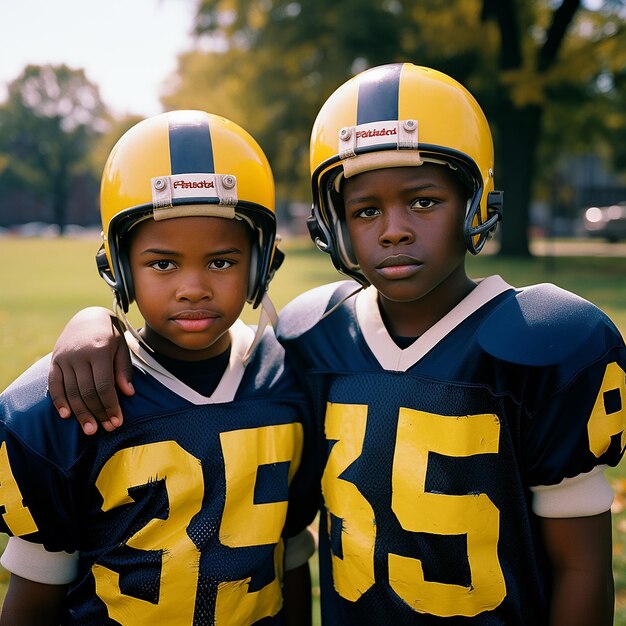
left=0, top=321, right=318, bottom=625
left=277, top=276, right=626, bottom=625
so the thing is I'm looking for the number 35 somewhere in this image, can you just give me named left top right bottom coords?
left=321, top=403, right=505, bottom=617
left=321, top=360, right=626, bottom=618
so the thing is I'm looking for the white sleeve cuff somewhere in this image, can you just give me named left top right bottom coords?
left=0, top=537, right=78, bottom=584
left=285, top=528, right=317, bottom=571
left=531, top=465, right=614, bottom=518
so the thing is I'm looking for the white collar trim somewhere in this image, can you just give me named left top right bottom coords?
left=356, top=275, right=512, bottom=371
left=127, top=319, right=253, bottom=403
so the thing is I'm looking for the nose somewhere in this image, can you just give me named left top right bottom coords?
left=379, top=209, right=415, bottom=246
left=176, top=269, right=212, bottom=302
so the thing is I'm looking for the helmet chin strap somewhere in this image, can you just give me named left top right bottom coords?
left=113, top=297, right=154, bottom=354
left=320, top=284, right=364, bottom=321
left=242, top=292, right=279, bottom=366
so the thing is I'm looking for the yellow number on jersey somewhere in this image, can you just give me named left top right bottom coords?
left=216, top=423, right=303, bottom=624
left=322, top=403, right=506, bottom=617
left=391, top=408, right=505, bottom=616
left=92, top=425, right=302, bottom=625
left=93, top=441, right=203, bottom=625
left=588, top=361, right=626, bottom=457
left=322, top=403, right=376, bottom=602
left=0, top=441, right=38, bottom=535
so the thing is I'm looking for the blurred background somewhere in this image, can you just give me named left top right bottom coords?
left=1, top=0, right=626, bottom=622
left=1, top=0, right=625, bottom=252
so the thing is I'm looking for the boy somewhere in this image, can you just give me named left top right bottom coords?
left=0, top=110, right=316, bottom=624
left=47, top=65, right=626, bottom=624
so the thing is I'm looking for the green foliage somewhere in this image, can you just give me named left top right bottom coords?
left=0, top=65, right=110, bottom=229
left=166, top=0, right=626, bottom=257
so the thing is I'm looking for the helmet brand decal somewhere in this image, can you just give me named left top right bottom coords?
left=172, top=179, right=215, bottom=189
left=338, top=120, right=418, bottom=160
left=151, top=173, right=238, bottom=209
left=355, top=127, right=397, bottom=139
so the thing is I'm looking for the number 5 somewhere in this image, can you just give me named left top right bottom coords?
left=391, top=408, right=505, bottom=616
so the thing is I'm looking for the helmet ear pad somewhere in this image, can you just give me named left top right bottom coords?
left=247, top=242, right=259, bottom=302
left=246, top=235, right=284, bottom=307
left=118, top=245, right=136, bottom=310
left=95, top=243, right=133, bottom=312
left=308, top=172, right=368, bottom=286
left=327, top=185, right=358, bottom=267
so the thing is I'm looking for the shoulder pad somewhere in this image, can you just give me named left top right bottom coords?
left=477, top=283, right=617, bottom=366
left=1, top=355, right=83, bottom=463
left=277, top=280, right=360, bottom=340
left=243, top=327, right=285, bottom=384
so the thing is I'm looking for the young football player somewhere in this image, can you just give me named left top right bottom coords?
left=0, top=110, right=316, bottom=625
left=46, top=64, right=626, bottom=624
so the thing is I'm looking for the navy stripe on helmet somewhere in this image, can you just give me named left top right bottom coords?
left=168, top=111, right=215, bottom=174
left=356, top=63, right=402, bottom=124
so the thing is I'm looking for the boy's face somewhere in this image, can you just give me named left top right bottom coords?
left=128, top=215, right=251, bottom=360
left=343, top=163, right=469, bottom=310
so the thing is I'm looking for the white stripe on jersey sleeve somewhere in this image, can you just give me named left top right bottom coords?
left=0, top=536, right=78, bottom=584
left=531, top=465, right=614, bottom=518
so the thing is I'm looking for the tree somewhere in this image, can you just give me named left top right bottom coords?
left=480, top=0, right=626, bottom=255
left=0, top=64, right=109, bottom=231
left=170, top=0, right=626, bottom=255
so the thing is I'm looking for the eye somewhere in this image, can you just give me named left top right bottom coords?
left=411, top=198, right=437, bottom=210
left=149, top=260, right=176, bottom=271
left=208, top=259, right=234, bottom=270
left=353, top=207, right=381, bottom=219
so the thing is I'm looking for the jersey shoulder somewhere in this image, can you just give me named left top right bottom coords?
left=277, top=280, right=360, bottom=340
left=0, top=354, right=84, bottom=466
left=238, top=328, right=306, bottom=400
left=477, top=282, right=624, bottom=366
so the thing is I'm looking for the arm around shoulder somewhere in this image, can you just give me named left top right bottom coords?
left=48, top=306, right=134, bottom=434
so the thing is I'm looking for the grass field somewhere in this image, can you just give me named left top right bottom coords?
left=1, top=234, right=626, bottom=621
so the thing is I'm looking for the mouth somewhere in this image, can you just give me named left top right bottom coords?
left=170, top=310, right=218, bottom=332
left=375, top=254, right=423, bottom=279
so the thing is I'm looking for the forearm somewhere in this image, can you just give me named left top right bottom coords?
left=549, top=565, right=614, bottom=626
left=542, top=512, right=614, bottom=626
left=0, top=575, right=67, bottom=626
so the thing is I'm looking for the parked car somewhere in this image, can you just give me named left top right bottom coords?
left=582, top=201, right=626, bottom=242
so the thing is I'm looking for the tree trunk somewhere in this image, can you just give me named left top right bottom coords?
left=52, top=170, right=69, bottom=234
left=494, top=101, right=543, bottom=257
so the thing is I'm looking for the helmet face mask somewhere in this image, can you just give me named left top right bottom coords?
left=99, top=110, right=278, bottom=311
left=308, top=63, right=503, bottom=286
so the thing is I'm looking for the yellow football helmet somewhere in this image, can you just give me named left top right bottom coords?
left=308, top=63, right=503, bottom=285
left=98, top=110, right=279, bottom=311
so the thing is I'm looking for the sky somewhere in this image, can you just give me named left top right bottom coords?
left=0, top=0, right=198, bottom=118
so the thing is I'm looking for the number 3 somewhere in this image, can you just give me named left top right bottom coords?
left=93, top=441, right=203, bottom=624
